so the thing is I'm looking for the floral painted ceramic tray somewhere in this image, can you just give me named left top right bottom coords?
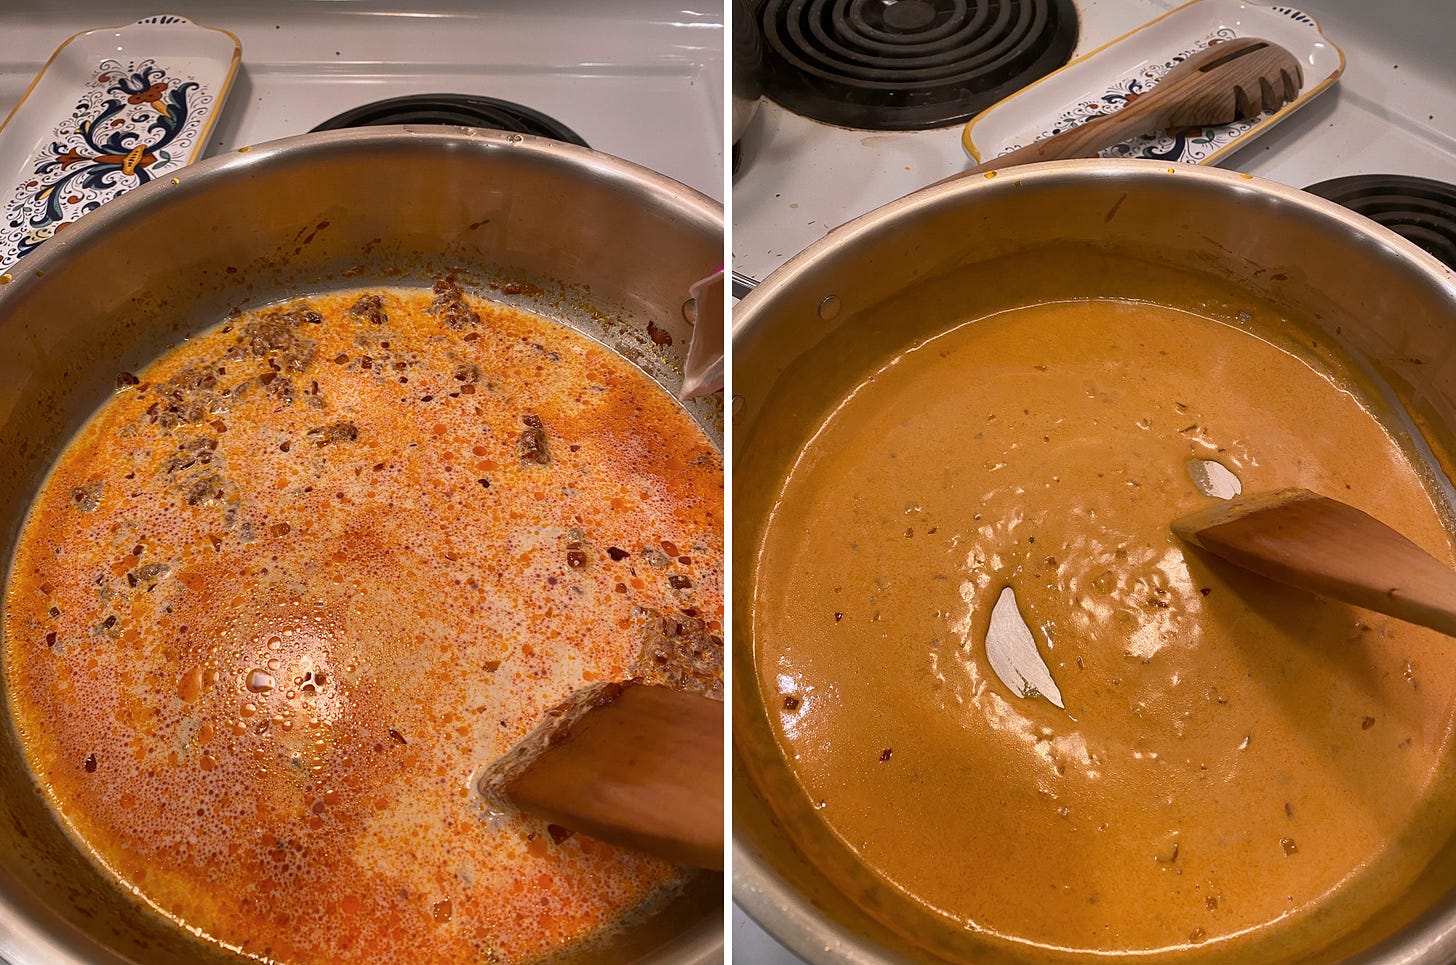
left=0, top=15, right=240, bottom=275
left=961, top=0, right=1344, bottom=168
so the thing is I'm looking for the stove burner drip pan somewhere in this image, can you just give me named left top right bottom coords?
left=1306, top=174, right=1456, bottom=273
left=758, top=0, right=1079, bottom=131
left=312, top=94, right=589, bottom=147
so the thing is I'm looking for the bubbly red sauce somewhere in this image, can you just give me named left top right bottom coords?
left=4, top=287, right=723, bottom=964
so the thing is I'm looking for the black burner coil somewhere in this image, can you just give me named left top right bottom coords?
left=1305, top=174, right=1456, bottom=273
left=311, top=94, right=588, bottom=148
left=757, top=0, right=1079, bottom=131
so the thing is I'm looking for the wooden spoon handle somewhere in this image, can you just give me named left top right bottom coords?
left=1174, top=488, right=1456, bottom=637
left=480, top=683, right=724, bottom=869
left=933, top=92, right=1175, bottom=188
left=977, top=96, right=1173, bottom=173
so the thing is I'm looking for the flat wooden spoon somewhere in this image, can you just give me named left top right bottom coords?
left=477, top=682, right=723, bottom=870
left=942, top=37, right=1304, bottom=184
left=1173, top=488, right=1456, bottom=637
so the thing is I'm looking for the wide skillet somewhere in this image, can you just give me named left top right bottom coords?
left=0, top=127, right=722, bottom=965
left=734, top=160, right=1456, bottom=965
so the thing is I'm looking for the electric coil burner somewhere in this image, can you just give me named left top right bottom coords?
left=1305, top=175, right=1456, bottom=273
left=757, top=0, right=1079, bottom=131
left=311, top=94, right=589, bottom=147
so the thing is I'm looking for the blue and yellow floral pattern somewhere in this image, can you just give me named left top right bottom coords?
left=2, top=57, right=216, bottom=271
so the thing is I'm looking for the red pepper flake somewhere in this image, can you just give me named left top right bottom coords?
left=44, top=631, right=56, bottom=646
left=389, top=728, right=408, bottom=745
left=607, top=547, right=629, bottom=561
left=501, top=282, right=523, bottom=296
left=269, top=522, right=291, bottom=537
left=477, top=478, right=491, bottom=489
left=879, top=748, right=893, bottom=762
left=660, top=540, right=680, bottom=556
left=115, top=371, right=139, bottom=388
left=1200, top=587, right=1212, bottom=596
left=566, top=550, right=587, bottom=569
left=83, top=752, right=97, bottom=772
left=834, top=612, right=844, bottom=622
left=547, top=824, right=573, bottom=844
left=483, top=660, right=501, bottom=672
left=668, top=575, right=692, bottom=589
left=782, top=695, right=800, bottom=711
left=279, top=440, right=291, bottom=452
left=1361, top=716, right=1376, bottom=730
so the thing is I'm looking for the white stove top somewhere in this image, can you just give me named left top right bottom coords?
left=0, top=0, right=725, bottom=202
left=732, top=0, right=1456, bottom=287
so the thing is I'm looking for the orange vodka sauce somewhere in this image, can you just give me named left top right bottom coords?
left=4, top=286, right=722, bottom=964
left=753, top=300, right=1456, bottom=962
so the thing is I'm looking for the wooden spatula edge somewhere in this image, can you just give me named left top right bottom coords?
left=478, top=681, right=723, bottom=870
left=1173, top=487, right=1456, bottom=638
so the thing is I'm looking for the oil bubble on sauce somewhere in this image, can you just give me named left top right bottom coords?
left=1188, top=457, right=1243, bottom=500
left=985, top=586, right=1063, bottom=709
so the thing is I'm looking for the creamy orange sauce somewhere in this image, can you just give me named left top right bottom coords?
left=4, top=287, right=722, bottom=964
left=753, top=299, right=1456, bottom=961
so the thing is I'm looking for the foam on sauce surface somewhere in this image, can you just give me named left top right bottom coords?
left=4, top=287, right=722, bottom=964
left=753, top=299, right=1456, bottom=960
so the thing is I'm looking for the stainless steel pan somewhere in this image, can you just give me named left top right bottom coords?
left=734, top=159, right=1456, bottom=965
left=0, top=127, right=722, bottom=965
